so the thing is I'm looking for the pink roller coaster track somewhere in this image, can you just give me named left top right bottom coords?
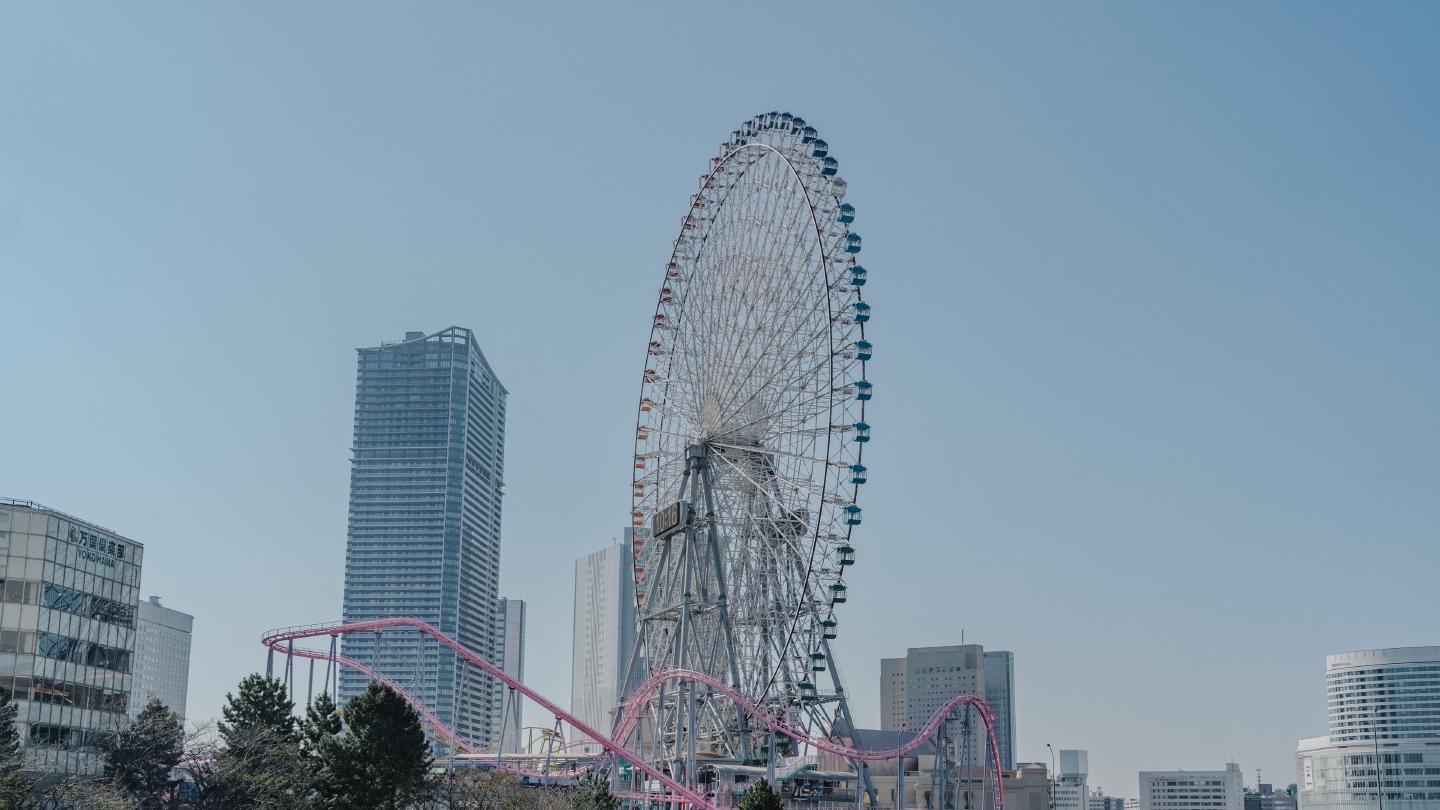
left=261, top=618, right=1004, bottom=810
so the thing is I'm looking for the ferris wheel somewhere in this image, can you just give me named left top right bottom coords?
left=625, top=112, right=872, bottom=775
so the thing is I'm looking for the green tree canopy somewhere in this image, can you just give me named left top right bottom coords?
left=102, top=699, right=184, bottom=809
left=737, top=778, right=785, bottom=810
left=574, top=771, right=621, bottom=810
left=212, top=674, right=310, bottom=809
left=302, top=691, right=343, bottom=757
left=220, top=674, right=297, bottom=745
left=323, top=682, right=431, bottom=810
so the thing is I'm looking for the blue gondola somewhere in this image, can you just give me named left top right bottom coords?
left=854, top=340, right=872, bottom=362
left=853, top=422, right=871, bottom=442
left=850, top=464, right=867, bottom=484
left=821, top=157, right=839, bottom=176
left=850, top=266, right=867, bottom=287
left=845, top=232, right=862, bottom=253
left=830, top=582, right=849, bottom=602
left=837, top=546, right=855, bottom=567
left=801, top=126, right=817, bottom=144
left=811, top=139, right=829, bottom=158
left=852, top=302, right=870, bottom=323
left=837, top=203, right=856, bottom=223
left=855, top=380, right=873, bottom=401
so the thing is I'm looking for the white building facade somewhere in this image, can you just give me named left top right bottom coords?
left=1296, top=646, right=1440, bottom=810
left=0, top=500, right=143, bottom=775
left=879, top=644, right=1017, bottom=769
left=1054, top=749, right=1089, bottom=810
left=493, top=597, right=525, bottom=753
left=130, top=596, right=193, bottom=719
left=571, top=539, right=636, bottom=753
left=1139, top=763, right=1244, bottom=810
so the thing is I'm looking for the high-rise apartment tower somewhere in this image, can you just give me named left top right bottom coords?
left=571, top=537, right=637, bottom=753
left=340, top=327, right=507, bottom=750
left=494, top=597, right=525, bottom=753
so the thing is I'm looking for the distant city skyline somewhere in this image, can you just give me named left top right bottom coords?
left=3, top=2, right=1437, bottom=795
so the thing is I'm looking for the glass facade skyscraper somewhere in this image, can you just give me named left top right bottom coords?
left=340, top=327, right=507, bottom=750
left=0, top=499, right=143, bottom=775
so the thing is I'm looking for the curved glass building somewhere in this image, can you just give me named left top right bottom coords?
left=1297, top=647, right=1440, bottom=810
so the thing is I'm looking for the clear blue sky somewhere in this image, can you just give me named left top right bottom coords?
left=2, top=1, right=1436, bottom=796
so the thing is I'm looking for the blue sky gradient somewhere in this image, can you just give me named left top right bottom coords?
left=2, top=2, right=1437, bottom=795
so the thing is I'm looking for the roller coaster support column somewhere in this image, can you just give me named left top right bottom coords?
left=766, top=726, right=775, bottom=784
left=897, top=729, right=904, bottom=810
left=325, top=635, right=337, bottom=697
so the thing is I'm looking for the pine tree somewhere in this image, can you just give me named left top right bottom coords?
left=0, top=689, right=29, bottom=808
left=323, top=682, right=432, bottom=810
left=301, top=692, right=342, bottom=757
left=574, top=772, right=621, bottom=810
left=301, top=692, right=343, bottom=804
left=102, top=699, right=184, bottom=809
left=737, top=778, right=785, bottom=810
left=219, top=674, right=297, bottom=745
left=212, top=674, right=310, bottom=809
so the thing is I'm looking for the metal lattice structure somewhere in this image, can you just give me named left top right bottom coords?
left=623, top=112, right=872, bottom=780
left=258, top=112, right=1012, bottom=810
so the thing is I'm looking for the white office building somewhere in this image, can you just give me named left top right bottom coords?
left=1296, top=646, right=1440, bottom=810
left=0, top=499, right=143, bottom=775
left=493, top=597, right=525, bottom=753
left=1139, top=763, right=1244, bottom=810
left=1054, top=749, right=1089, bottom=810
left=879, top=644, right=1017, bottom=769
left=130, top=596, right=193, bottom=719
left=571, top=538, right=636, bottom=753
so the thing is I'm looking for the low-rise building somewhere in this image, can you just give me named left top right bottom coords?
left=1243, top=785, right=1296, bottom=810
left=831, top=730, right=1043, bottom=810
left=1090, top=788, right=1128, bottom=810
left=1138, top=763, right=1244, bottom=810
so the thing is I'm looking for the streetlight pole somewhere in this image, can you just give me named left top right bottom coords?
left=898, top=727, right=905, bottom=810
left=1047, top=744, right=1056, bottom=810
